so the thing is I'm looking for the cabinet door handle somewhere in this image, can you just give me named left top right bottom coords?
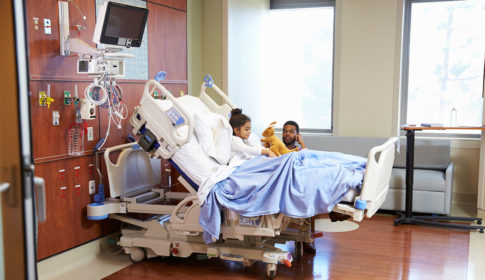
left=34, top=177, right=46, bottom=223
left=0, top=182, right=10, bottom=193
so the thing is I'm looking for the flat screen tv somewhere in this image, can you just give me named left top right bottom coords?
left=93, top=1, right=149, bottom=49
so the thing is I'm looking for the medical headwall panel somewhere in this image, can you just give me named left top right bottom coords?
left=30, top=81, right=101, bottom=161
left=26, top=0, right=96, bottom=79
left=26, top=0, right=188, bottom=260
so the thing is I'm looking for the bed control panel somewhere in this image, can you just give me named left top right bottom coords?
left=166, top=107, right=184, bottom=126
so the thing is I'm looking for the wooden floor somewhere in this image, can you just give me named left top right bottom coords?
left=103, top=215, right=469, bottom=280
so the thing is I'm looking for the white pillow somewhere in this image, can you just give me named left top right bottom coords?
left=194, top=112, right=232, bottom=165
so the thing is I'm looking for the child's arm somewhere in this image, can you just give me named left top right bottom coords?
left=232, top=136, right=262, bottom=156
left=261, top=149, right=276, bottom=158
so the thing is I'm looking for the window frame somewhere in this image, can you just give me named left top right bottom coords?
left=270, top=1, right=336, bottom=134
left=400, top=0, right=480, bottom=138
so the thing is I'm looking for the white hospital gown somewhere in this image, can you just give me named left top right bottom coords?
left=229, top=134, right=262, bottom=166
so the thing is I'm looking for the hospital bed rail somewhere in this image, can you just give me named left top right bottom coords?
left=332, top=137, right=398, bottom=221
left=130, top=78, right=235, bottom=160
left=130, top=80, right=194, bottom=159
left=198, top=74, right=236, bottom=119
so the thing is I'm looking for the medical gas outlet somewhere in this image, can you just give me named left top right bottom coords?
left=39, top=91, right=54, bottom=108
left=64, top=91, right=80, bottom=106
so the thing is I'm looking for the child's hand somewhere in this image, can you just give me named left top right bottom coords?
left=268, top=150, right=276, bottom=158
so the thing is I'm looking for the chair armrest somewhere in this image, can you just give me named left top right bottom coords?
left=444, top=162, right=454, bottom=215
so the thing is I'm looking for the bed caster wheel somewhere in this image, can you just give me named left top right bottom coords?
left=394, top=221, right=398, bottom=226
left=477, top=219, right=482, bottom=225
left=480, top=229, right=484, bottom=233
left=128, top=247, right=146, bottom=263
left=294, top=241, right=303, bottom=261
left=266, top=263, right=277, bottom=279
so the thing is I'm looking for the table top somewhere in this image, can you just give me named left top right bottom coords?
left=401, top=125, right=485, bottom=131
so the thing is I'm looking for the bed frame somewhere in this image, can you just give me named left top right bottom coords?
left=87, top=78, right=398, bottom=279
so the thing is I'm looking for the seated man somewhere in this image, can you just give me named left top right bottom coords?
left=282, top=121, right=351, bottom=253
left=282, top=121, right=316, bottom=253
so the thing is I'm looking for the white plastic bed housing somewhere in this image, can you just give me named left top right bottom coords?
left=130, top=80, right=194, bottom=159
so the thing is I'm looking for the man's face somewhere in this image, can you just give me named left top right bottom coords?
left=282, top=124, right=297, bottom=146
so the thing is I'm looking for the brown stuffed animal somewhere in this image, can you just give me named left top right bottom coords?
left=261, top=121, right=299, bottom=157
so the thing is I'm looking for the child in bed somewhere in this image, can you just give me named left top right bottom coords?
left=229, top=108, right=276, bottom=159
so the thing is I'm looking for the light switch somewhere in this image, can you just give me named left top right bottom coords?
left=33, top=17, right=39, bottom=31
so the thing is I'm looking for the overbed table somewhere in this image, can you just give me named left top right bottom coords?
left=394, top=125, right=484, bottom=232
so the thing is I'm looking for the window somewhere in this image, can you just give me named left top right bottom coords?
left=402, top=0, right=485, bottom=135
left=228, top=0, right=335, bottom=133
left=261, top=6, right=334, bottom=131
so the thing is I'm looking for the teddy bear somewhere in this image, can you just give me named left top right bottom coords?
left=261, top=121, right=299, bottom=157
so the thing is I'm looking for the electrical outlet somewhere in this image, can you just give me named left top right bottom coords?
left=52, top=111, right=60, bottom=125
left=44, top=17, right=52, bottom=34
left=89, top=180, right=96, bottom=195
left=87, top=127, right=94, bottom=141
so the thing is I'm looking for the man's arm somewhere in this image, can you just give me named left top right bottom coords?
left=297, top=133, right=306, bottom=149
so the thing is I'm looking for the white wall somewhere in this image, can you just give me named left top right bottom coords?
left=334, top=0, right=403, bottom=137
left=187, top=0, right=224, bottom=103
left=201, top=0, right=223, bottom=88
left=227, top=0, right=269, bottom=133
left=451, top=140, right=480, bottom=203
left=188, top=0, right=481, bottom=203
left=187, top=0, right=202, bottom=96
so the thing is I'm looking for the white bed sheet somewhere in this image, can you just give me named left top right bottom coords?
left=171, top=135, right=236, bottom=205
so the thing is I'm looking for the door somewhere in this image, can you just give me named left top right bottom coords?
left=0, top=0, right=37, bottom=279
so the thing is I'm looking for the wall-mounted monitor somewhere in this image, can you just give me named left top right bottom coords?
left=93, top=1, right=149, bottom=49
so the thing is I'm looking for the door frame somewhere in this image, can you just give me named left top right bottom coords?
left=0, top=0, right=37, bottom=279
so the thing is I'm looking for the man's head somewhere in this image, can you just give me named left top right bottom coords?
left=282, top=120, right=299, bottom=147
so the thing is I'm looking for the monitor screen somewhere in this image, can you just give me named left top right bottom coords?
left=96, top=2, right=148, bottom=48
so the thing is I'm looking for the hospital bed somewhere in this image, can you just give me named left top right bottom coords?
left=87, top=78, right=398, bottom=278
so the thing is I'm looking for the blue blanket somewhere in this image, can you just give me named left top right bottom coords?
left=199, top=149, right=367, bottom=243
